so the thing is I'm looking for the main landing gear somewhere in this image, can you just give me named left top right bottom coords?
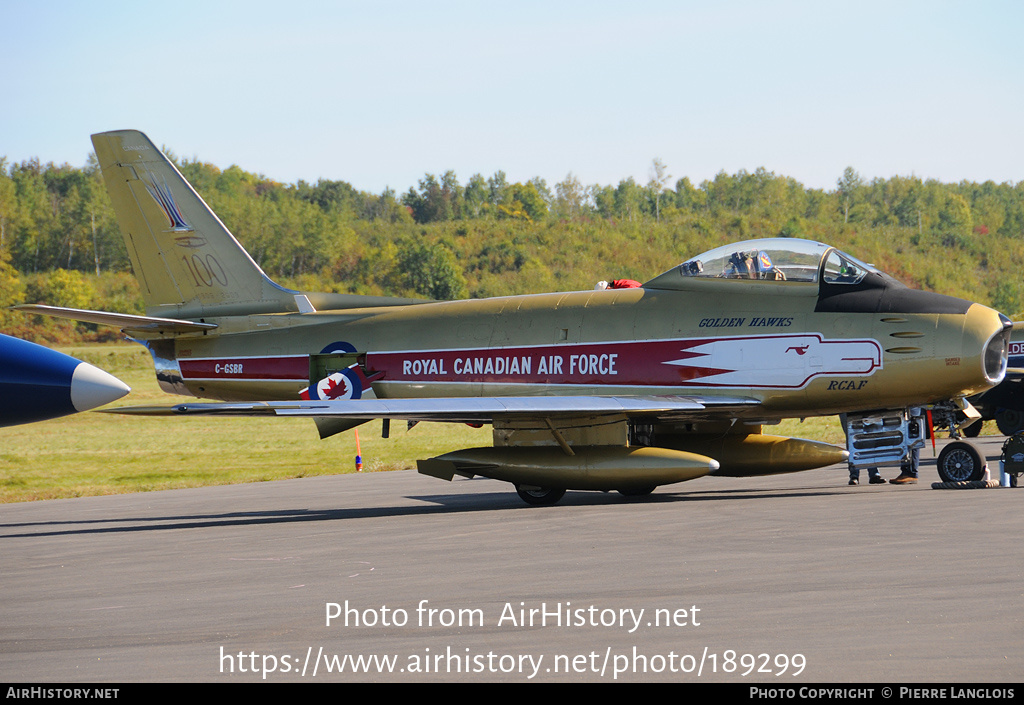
left=515, top=485, right=566, bottom=506
left=962, top=420, right=983, bottom=438
left=995, top=408, right=1024, bottom=437
left=514, top=485, right=658, bottom=505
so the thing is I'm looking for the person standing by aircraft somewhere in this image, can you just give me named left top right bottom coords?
left=889, top=447, right=920, bottom=484
left=840, top=413, right=921, bottom=485
left=849, top=466, right=885, bottom=486
left=839, top=413, right=886, bottom=486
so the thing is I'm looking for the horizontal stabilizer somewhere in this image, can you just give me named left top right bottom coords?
left=13, top=304, right=217, bottom=336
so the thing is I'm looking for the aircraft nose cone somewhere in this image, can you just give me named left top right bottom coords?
left=70, top=362, right=131, bottom=411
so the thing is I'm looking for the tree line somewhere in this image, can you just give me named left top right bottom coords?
left=2, top=151, right=1023, bottom=341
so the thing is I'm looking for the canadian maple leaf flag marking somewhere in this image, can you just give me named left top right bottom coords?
left=317, top=372, right=355, bottom=400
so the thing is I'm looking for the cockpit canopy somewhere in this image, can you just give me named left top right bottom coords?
left=671, top=238, right=879, bottom=285
left=642, top=236, right=975, bottom=317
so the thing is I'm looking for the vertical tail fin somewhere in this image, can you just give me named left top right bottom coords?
left=91, top=130, right=297, bottom=318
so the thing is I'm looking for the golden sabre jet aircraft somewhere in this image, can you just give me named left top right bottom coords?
left=17, top=130, right=1012, bottom=504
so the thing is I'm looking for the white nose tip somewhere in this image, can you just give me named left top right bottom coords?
left=70, top=362, right=131, bottom=411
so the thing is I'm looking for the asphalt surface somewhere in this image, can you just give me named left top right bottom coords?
left=1, top=436, right=1020, bottom=683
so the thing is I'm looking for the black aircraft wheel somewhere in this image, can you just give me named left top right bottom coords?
left=515, top=486, right=566, bottom=506
left=995, top=408, right=1024, bottom=436
left=962, top=420, right=983, bottom=438
left=617, top=486, right=656, bottom=497
left=936, top=441, right=986, bottom=483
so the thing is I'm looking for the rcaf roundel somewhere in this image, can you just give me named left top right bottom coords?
left=310, top=368, right=363, bottom=400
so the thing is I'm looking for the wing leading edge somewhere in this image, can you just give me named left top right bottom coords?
left=105, top=394, right=761, bottom=424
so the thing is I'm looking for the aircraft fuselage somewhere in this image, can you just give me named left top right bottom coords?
left=154, top=278, right=1005, bottom=420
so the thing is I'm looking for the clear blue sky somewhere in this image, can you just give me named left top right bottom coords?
left=2, top=0, right=1022, bottom=194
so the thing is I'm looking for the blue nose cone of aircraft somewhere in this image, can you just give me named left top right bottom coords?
left=0, top=334, right=131, bottom=427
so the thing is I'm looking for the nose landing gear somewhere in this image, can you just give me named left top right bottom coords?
left=935, top=441, right=986, bottom=483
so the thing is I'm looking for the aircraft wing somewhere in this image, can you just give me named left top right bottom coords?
left=12, top=304, right=217, bottom=336
left=106, top=395, right=761, bottom=425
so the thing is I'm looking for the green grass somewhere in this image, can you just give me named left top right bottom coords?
left=0, top=343, right=883, bottom=503
left=0, top=344, right=490, bottom=502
